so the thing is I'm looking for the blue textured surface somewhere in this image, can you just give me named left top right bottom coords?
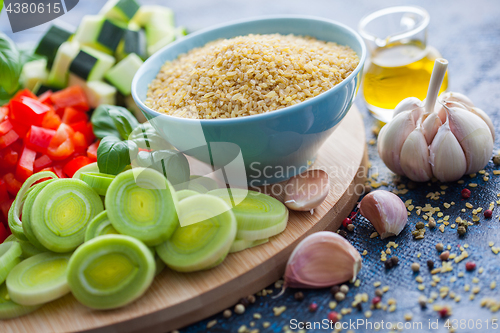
left=3, top=1, right=500, bottom=332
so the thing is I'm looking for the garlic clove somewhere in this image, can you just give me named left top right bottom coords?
left=377, top=110, right=418, bottom=176
left=429, top=120, right=467, bottom=182
left=421, top=112, right=442, bottom=145
left=284, top=231, right=362, bottom=288
left=446, top=106, right=494, bottom=174
left=359, top=190, right=408, bottom=239
left=436, top=92, right=474, bottom=123
left=470, top=107, right=495, bottom=141
left=284, top=169, right=330, bottom=211
left=399, top=126, right=433, bottom=182
left=393, top=97, right=424, bottom=120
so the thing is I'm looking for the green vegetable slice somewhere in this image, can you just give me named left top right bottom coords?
left=106, top=168, right=178, bottom=246
left=156, top=194, right=237, bottom=272
left=189, top=175, right=219, bottom=191
left=208, top=189, right=289, bottom=241
left=229, top=238, right=269, bottom=253
left=84, top=211, right=119, bottom=242
left=18, top=240, right=47, bottom=259
left=8, top=172, right=58, bottom=242
left=0, top=283, right=42, bottom=320
left=31, top=179, right=104, bottom=253
left=176, top=189, right=199, bottom=201
left=73, top=162, right=100, bottom=180
left=0, top=242, right=22, bottom=285
left=67, top=235, right=155, bottom=310
left=155, top=255, right=166, bottom=276
left=80, top=172, right=116, bottom=195
left=6, top=252, right=72, bottom=306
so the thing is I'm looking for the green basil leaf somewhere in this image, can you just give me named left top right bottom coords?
left=97, top=137, right=138, bottom=175
left=0, top=86, right=13, bottom=107
left=129, top=123, right=173, bottom=151
left=133, top=149, right=190, bottom=185
left=91, top=105, right=140, bottom=140
left=0, top=33, right=22, bottom=95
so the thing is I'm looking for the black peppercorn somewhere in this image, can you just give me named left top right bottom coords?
left=330, top=285, right=340, bottom=296
left=337, top=230, right=348, bottom=238
left=384, top=260, right=393, bottom=269
left=390, top=256, right=399, bottom=266
left=239, top=297, right=250, bottom=307
left=355, top=302, right=363, bottom=311
left=294, top=292, right=304, bottom=301
left=427, top=260, right=434, bottom=270
left=457, top=226, right=466, bottom=235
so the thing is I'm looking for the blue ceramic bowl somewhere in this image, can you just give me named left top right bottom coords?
left=132, top=16, right=366, bottom=186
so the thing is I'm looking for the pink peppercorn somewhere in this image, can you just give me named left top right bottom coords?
left=484, top=209, right=493, bottom=218
left=372, top=296, right=381, bottom=305
left=309, top=302, right=318, bottom=312
left=342, top=218, right=352, bottom=228
left=439, top=307, right=450, bottom=318
left=327, top=311, right=339, bottom=323
left=461, top=188, right=471, bottom=199
left=465, top=261, right=476, bottom=271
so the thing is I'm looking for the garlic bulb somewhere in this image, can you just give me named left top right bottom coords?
left=284, top=169, right=330, bottom=212
left=359, top=190, right=408, bottom=239
left=377, top=58, right=495, bottom=182
left=283, top=231, right=361, bottom=289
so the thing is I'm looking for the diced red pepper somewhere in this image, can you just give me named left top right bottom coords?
left=0, top=199, right=14, bottom=221
left=47, top=124, right=76, bottom=160
left=10, top=96, right=51, bottom=127
left=1, top=148, right=19, bottom=170
left=15, top=146, right=37, bottom=181
left=3, top=173, right=22, bottom=196
left=70, top=121, right=95, bottom=145
left=73, top=132, right=88, bottom=154
left=0, top=221, right=10, bottom=243
left=63, top=156, right=92, bottom=178
left=62, top=107, right=89, bottom=125
left=0, top=130, right=20, bottom=149
left=11, top=89, right=37, bottom=101
left=38, top=90, right=53, bottom=105
left=10, top=119, right=30, bottom=137
left=52, top=164, right=65, bottom=178
left=0, top=107, right=8, bottom=120
left=87, top=140, right=99, bottom=161
left=34, top=155, right=53, bottom=172
left=0, top=179, right=8, bottom=203
left=41, top=110, right=62, bottom=130
left=50, top=86, right=89, bottom=112
left=25, top=126, right=56, bottom=153
left=0, top=120, right=13, bottom=136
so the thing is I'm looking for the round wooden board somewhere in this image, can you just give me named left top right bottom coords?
left=1, top=105, right=367, bottom=333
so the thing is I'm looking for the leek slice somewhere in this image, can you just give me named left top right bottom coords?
left=155, top=255, right=165, bottom=276
left=189, top=175, right=219, bottom=192
left=229, top=238, right=269, bottom=253
left=18, top=240, right=47, bottom=259
left=84, top=211, right=119, bottom=242
left=105, top=168, right=178, bottom=246
left=0, top=283, right=42, bottom=319
left=31, top=179, right=104, bottom=253
left=8, top=172, right=58, bottom=242
left=176, top=189, right=199, bottom=201
left=67, top=235, right=155, bottom=310
left=6, top=252, right=71, bottom=305
left=80, top=172, right=116, bottom=195
left=0, top=242, right=22, bottom=284
left=156, top=194, right=237, bottom=272
left=73, top=162, right=100, bottom=180
left=208, top=189, right=289, bottom=241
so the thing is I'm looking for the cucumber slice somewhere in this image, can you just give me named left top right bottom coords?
left=0, top=283, right=42, bottom=320
left=80, top=172, right=116, bottom=196
left=105, top=53, right=143, bottom=95
left=70, top=46, right=116, bottom=81
left=47, top=41, right=80, bottom=88
left=74, top=15, right=126, bottom=54
left=0, top=242, right=22, bottom=285
left=176, top=189, right=199, bottom=201
left=31, top=179, right=104, bottom=253
left=6, top=252, right=72, bottom=306
left=67, top=235, right=155, bottom=310
left=100, top=0, right=140, bottom=23
left=156, top=194, right=237, bottom=272
left=68, top=75, right=117, bottom=108
left=229, top=238, right=269, bottom=253
left=21, top=59, right=49, bottom=91
left=105, top=168, right=179, bottom=246
left=73, top=162, right=100, bottom=180
left=208, top=189, right=289, bottom=241
left=84, top=211, right=119, bottom=242
left=34, top=25, right=73, bottom=68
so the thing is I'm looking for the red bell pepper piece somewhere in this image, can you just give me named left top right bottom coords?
left=70, top=121, right=95, bottom=145
left=53, top=164, right=65, bottom=178
left=10, top=119, right=30, bottom=137
left=0, top=221, right=10, bottom=243
left=15, top=146, right=37, bottom=181
left=0, top=130, right=20, bottom=149
left=0, top=199, right=14, bottom=222
left=25, top=126, right=56, bottom=153
left=38, top=90, right=53, bottom=105
left=47, top=124, right=76, bottom=160
left=41, top=110, right=62, bottom=130
left=62, top=107, right=88, bottom=125
left=0, top=179, right=9, bottom=203
left=0, top=120, right=13, bottom=136
left=0, top=147, right=19, bottom=171
left=63, top=156, right=92, bottom=178
left=0, top=107, right=8, bottom=120
left=87, top=140, right=99, bottom=161
left=34, top=155, right=53, bottom=172
left=11, top=89, right=37, bottom=101
left=3, top=173, right=22, bottom=196
left=50, top=86, right=89, bottom=112
left=10, top=96, right=51, bottom=127
left=72, top=132, right=87, bottom=154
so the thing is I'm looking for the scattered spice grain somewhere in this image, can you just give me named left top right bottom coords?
left=466, top=262, right=476, bottom=271
left=235, top=304, right=245, bottom=314
left=294, top=292, right=304, bottom=301
left=427, top=260, right=435, bottom=270
left=411, top=263, right=420, bottom=272
left=436, top=243, right=444, bottom=252
left=308, top=302, right=318, bottom=312
left=461, top=189, right=471, bottom=199
left=440, top=251, right=450, bottom=261
left=223, top=309, right=232, bottom=318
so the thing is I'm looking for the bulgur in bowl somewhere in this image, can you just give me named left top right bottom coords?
left=131, top=16, right=366, bottom=185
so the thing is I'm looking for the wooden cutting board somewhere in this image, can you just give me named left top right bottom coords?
left=1, top=105, right=367, bottom=333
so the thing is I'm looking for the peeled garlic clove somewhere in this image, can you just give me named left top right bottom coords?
left=421, top=112, right=442, bottom=145
left=284, top=231, right=362, bottom=288
left=429, top=120, right=467, bottom=182
left=393, top=97, right=424, bottom=120
left=399, top=126, right=432, bottom=182
left=359, top=190, right=407, bottom=239
left=470, top=107, right=495, bottom=140
left=377, top=110, right=418, bottom=176
left=447, top=106, right=494, bottom=174
left=284, top=170, right=330, bottom=211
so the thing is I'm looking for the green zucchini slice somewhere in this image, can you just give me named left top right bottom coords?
left=0, top=283, right=42, bottom=320
left=6, top=252, right=72, bottom=306
left=84, top=211, right=119, bottom=242
left=229, top=238, right=269, bottom=253
left=31, top=179, right=104, bottom=253
left=208, top=189, right=289, bottom=241
left=47, top=40, right=80, bottom=88
left=0, top=242, right=22, bottom=285
left=34, top=25, right=73, bottom=68
left=156, top=194, right=237, bottom=272
left=100, top=0, right=140, bottom=23
left=105, top=168, right=178, bottom=246
left=67, top=235, right=155, bottom=310
left=176, top=189, right=199, bottom=201
left=80, top=172, right=116, bottom=196
left=104, top=53, right=143, bottom=95
left=69, top=47, right=116, bottom=82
